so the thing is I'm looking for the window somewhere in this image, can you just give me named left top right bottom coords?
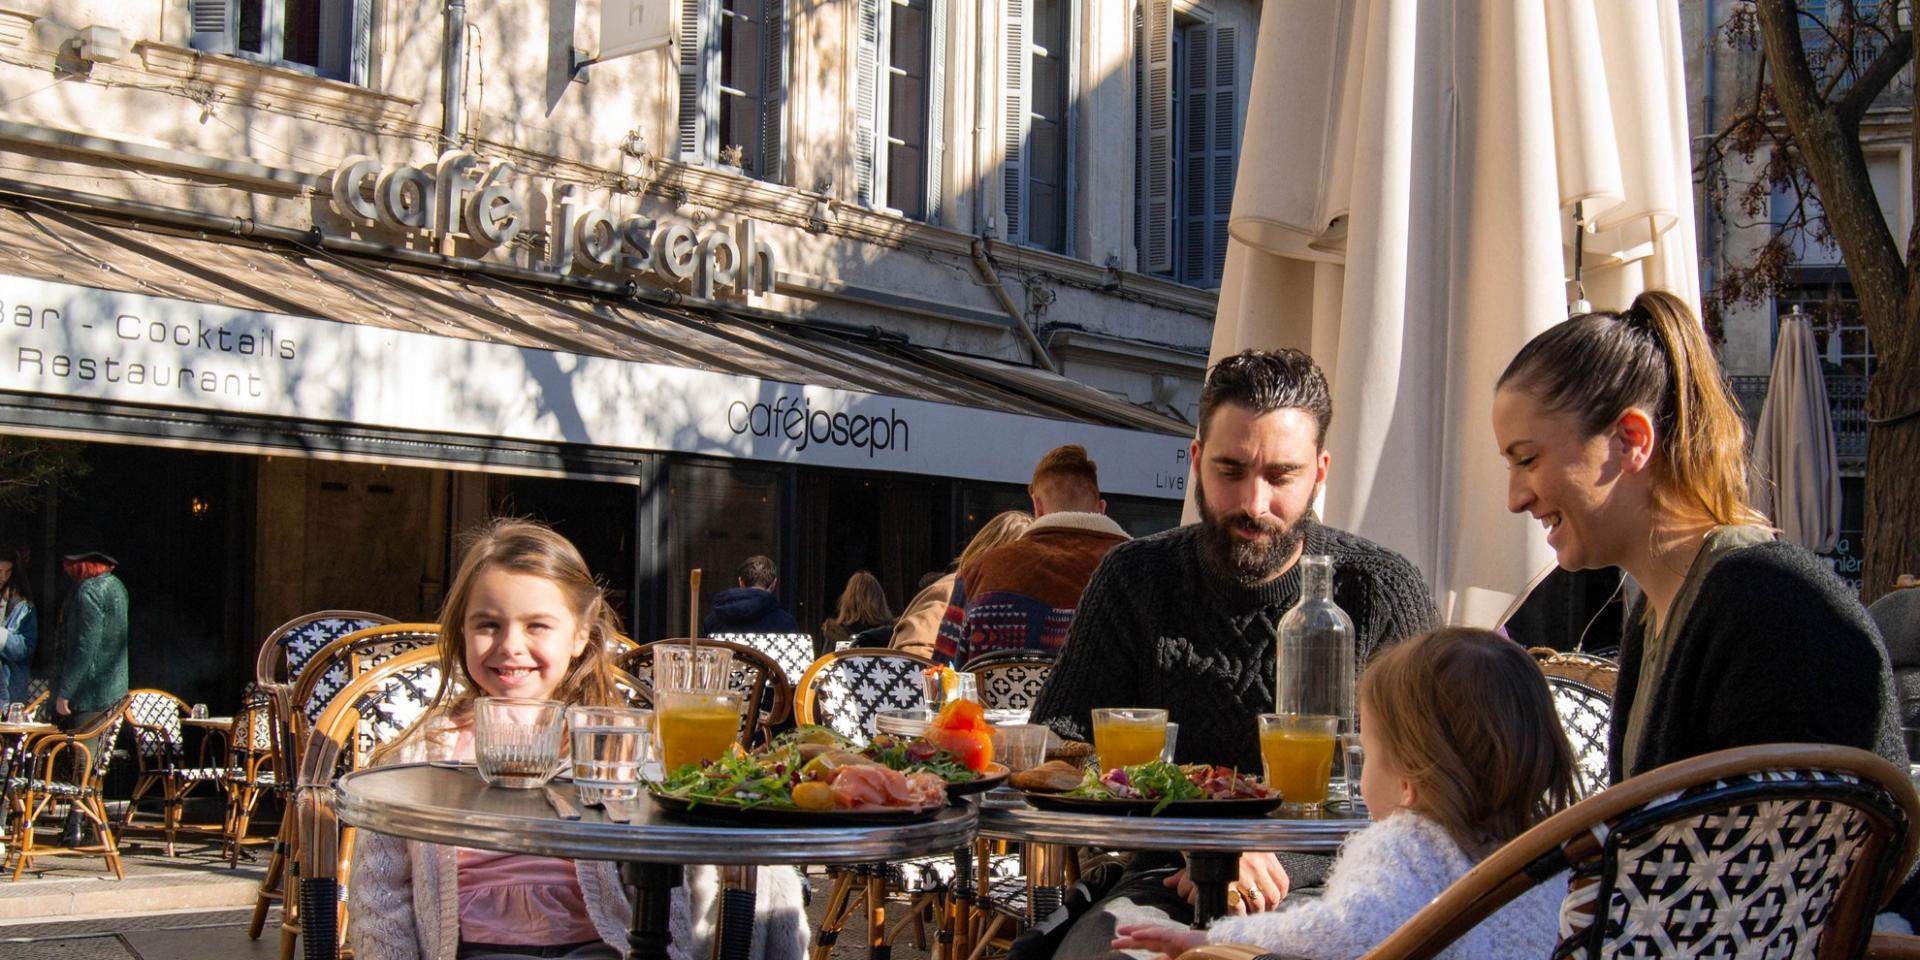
left=855, top=0, right=947, bottom=221
left=188, top=0, right=372, bottom=84
left=680, top=0, right=788, bottom=183
left=1135, top=2, right=1239, bottom=287
left=1003, top=0, right=1075, bottom=253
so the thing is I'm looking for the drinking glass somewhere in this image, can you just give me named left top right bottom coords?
left=1341, top=733, right=1368, bottom=813
left=1090, top=708, right=1167, bottom=771
left=568, top=705, right=651, bottom=805
left=191, top=703, right=210, bottom=720
left=655, top=645, right=734, bottom=694
left=921, top=670, right=980, bottom=713
left=1258, top=713, right=1340, bottom=809
left=4, top=703, right=25, bottom=724
left=1160, top=722, right=1181, bottom=763
left=474, top=697, right=566, bottom=789
left=655, top=690, right=744, bottom=772
left=990, top=724, right=1049, bottom=772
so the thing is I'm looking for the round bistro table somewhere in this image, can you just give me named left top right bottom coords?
left=974, top=791, right=1369, bottom=927
left=334, top=762, right=977, bottom=960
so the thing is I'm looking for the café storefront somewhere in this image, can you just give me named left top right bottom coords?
left=0, top=176, right=1190, bottom=708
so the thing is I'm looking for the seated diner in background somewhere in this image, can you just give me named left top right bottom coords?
left=1017, top=349, right=1437, bottom=960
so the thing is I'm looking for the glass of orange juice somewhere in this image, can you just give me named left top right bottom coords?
left=1259, top=713, right=1340, bottom=809
left=655, top=690, right=743, bottom=772
left=1091, top=708, right=1168, bottom=770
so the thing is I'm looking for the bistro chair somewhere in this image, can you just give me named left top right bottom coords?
left=712, top=631, right=817, bottom=695
left=20, top=679, right=49, bottom=721
left=252, top=623, right=437, bottom=960
left=965, top=648, right=1056, bottom=713
left=3, top=695, right=132, bottom=880
left=1546, top=675, right=1613, bottom=801
left=120, top=688, right=229, bottom=856
left=620, top=638, right=792, bottom=747
left=223, top=683, right=282, bottom=865
left=1179, top=743, right=1920, bottom=960
left=292, top=646, right=443, bottom=960
left=1529, top=647, right=1620, bottom=698
left=254, top=610, right=396, bottom=687
left=794, top=648, right=934, bottom=742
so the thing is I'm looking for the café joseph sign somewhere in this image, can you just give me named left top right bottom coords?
left=328, top=150, right=779, bottom=302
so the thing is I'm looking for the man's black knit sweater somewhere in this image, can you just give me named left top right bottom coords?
left=1030, top=520, right=1438, bottom=772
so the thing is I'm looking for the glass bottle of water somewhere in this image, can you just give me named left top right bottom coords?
left=1274, top=555, right=1357, bottom=797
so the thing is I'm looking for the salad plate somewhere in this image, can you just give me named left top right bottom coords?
left=940, top=762, right=1010, bottom=798
left=647, top=789, right=944, bottom=826
left=1020, top=792, right=1286, bottom=818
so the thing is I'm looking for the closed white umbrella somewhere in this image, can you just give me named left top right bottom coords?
left=1206, top=0, right=1699, bottom=625
left=1753, top=309, right=1841, bottom=553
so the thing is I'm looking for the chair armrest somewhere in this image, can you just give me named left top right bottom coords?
left=1177, top=947, right=1287, bottom=960
left=1869, top=932, right=1920, bottom=959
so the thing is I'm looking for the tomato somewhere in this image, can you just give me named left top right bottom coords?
left=926, top=725, right=994, bottom=772
left=932, top=698, right=988, bottom=732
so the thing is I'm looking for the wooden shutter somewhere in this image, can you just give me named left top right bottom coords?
left=759, top=0, right=787, bottom=183
left=350, top=0, right=374, bottom=86
left=678, top=0, right=714, bottom=162
left=1002, top=0, right=1029, bottom=240
left=924, top=0, right=947, bottom=221
left=854, top=0, right=882, bottom=206
left=1138, top=0, right=1174, bottom=273
left=1207, top=26, right=1238, bottom=282
left=189, top=0, right=236, bottom=54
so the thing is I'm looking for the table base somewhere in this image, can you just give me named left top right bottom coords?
left=625, top=861, right=681, bottom=960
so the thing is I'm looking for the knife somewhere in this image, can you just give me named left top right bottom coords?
left=544, top=786, right=581, bottom=820
left=600, top=798, right=632, bottom=824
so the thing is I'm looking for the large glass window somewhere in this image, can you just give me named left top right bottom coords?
left=191, top=0, right=369, bottom=84
left=680, top=0, right=788, bottom=182
left=1003, top=0, right=1074, bottom=252
left=1135, top=7, right=1240, bottom=288
left=856, top=0, right=945, bottom=220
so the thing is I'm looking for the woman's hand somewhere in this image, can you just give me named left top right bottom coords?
left=1112, top=922, right=1208, bottom=960
left=1163, top=852, right=1290, bottom=914
left=55, top=696, right=70, bottom=717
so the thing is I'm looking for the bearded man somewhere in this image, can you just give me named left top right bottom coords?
left=1019, top=349, right=1436, bottom=960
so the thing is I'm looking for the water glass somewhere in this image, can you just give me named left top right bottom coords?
left=4, top=702, right=25, bottom=724
left=655, top=645, right=734, bottom=694
left=990, top=724, right=1049, bottom=772
left=655, top=689, right=744, bottom=772
left=1258, top=713, right=1340, bottom=809
left=1160, top=722, right=1181, bottom=763
left=1342, top=734, right=1368, bottom=813
left=474, top=697, right=566, bottom=789
left=191, top=703, right=210, bottom=720
left=1090, top=708, right=1168, bottom=771
left=568, top=705, right=651, bottom=805
left=921, top=671, right=980, bottom=712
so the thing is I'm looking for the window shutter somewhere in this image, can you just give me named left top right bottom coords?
left=924, top=0, right=947, bottom=222
left=1139, top=0, right=1174, bottom=274
left=854, top=0, right=882, bottom=206
left=350, top=0, right=375, bottom=86
left=1180, top=23, right=1210, bottom=283
left=1002, top=0, right=1029, bottom=240
left=678, top=0, right=713, bottom=162
left=1207, top=26, right=1238, bottom=282
left=759, top=0, right=787, bottom=183
left=189, top=0, right=236, bottom=55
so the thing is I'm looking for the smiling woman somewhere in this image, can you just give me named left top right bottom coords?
left=1491, top=291, right=1905, bottom=792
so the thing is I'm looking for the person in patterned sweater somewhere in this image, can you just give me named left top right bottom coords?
left=934, top=445, right=1128, bottom=667
left=1019, top=349, right=1437, bottom=960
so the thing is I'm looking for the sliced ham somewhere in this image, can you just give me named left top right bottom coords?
left=829, top=765, right=933, bottom=809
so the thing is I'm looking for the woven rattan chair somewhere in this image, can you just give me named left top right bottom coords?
left=620, top=638, right=791, bottom=747
left=20, top=678, right=49, bottom=721
left=965, top=648, right=1055, bottom=713
left=1546, top=674, right=1613, bottom=801
left=712, top=631, right=817, bottom=694
left=223, top=683, right=282, bottom=865
left=1179, top=743, right=1920, bottom=960
left=120, top=688, right=229, bottom=856
left=3, top=695, right=132, bottom=879
left=255, top=610, right=395, bottom=687
left=1530, top=647, right=1619, bottom=697
left=292, top=647, right=443, bottom=960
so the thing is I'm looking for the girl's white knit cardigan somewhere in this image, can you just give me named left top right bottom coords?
left=346, top=713, right=810, bottom=960
left=1201, top=811, right=1566, bottom=960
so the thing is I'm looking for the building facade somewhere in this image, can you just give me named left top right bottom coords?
left=0, top=0, right=1258, bottom=703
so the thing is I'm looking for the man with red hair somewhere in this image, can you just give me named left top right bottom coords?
left=53, top=535, right=128, bottom=848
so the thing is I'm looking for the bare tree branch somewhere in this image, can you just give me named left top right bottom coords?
left=1836, top=29, right=1913, bottom=129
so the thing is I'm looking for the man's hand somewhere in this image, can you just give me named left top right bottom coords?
left=54, top=696, right=71, bottom=717
left=1163, top=852, right=1290, bottom=914
left=1112, top=922, right=1207, bottom=960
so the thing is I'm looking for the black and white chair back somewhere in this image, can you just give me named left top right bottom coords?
left=292, top=624, right=441, bottom=728
left=712, top=631, right=815, bottom=691
left=966, top=649, right=1056, bottom=712
left=256, top=611, right=395, bottom=687
left=795, top=649, right=935, bottom=742
left=1546, top=675, right=1612, bottom=801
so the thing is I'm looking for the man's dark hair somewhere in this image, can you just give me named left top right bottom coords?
left=737, top=555, right=778, bottom=589
left=1197, top=349, right=1333, bottom=448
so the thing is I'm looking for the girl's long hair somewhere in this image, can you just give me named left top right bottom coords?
left=829, top=570, right=893, bottom=628
left=1358, top=627, right=1577, bottom=857
left=1497, top=289, right=1762, bottom=528
left=954, top=511, right=1034, bottom=570
left=376, top=519, right=622, bottom=762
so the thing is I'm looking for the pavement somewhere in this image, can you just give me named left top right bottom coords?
left=0, top=845, right=952, bottom=960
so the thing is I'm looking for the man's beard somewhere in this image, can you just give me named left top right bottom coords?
left=1194, top=483, right=1310, bottom=587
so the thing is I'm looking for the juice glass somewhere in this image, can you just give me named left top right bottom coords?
left=1259, top=713, right=1340, bottom=808
left=1091, top=708, right=1167, bottom=770
left=655, top=690, right=743, bottom=772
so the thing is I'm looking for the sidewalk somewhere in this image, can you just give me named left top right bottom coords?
left=0, top=834, right=268, bottom=923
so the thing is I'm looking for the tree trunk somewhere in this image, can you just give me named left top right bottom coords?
left=1862, top=414, right=1920, bottom=603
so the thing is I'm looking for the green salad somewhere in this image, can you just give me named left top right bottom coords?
left=861, top=734, right=979, bottom=782
left=1064, top=760, right=1207, bottom=813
